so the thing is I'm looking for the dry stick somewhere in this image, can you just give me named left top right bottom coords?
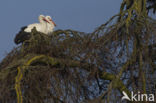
left=14, top=54, right=92, bottom=103
left=15, top=52, right=132, bottom=103
left=15, top=67, right=23, bottom=103
left=99, top=39, right=137, bottom=101
left=15, top=55, right=46, bottom=103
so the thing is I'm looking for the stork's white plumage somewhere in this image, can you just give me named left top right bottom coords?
left=24, top=15, right=48, bottom=33
left=45, top=15, right=56, bottom=34
left=14, top=15, right=49, bottom=44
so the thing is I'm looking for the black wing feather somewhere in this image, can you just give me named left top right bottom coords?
left=14, top=26, right=31, bottom=44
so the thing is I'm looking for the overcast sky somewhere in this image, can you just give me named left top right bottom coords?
left=0, top=0, right=123, bottom=60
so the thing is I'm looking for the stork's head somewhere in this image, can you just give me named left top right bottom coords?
left=45, top=16, right=56, bottom=27
left=38, top=15, right=49, bottom=23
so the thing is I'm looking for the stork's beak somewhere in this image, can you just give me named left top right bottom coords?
left=43, top=18, right=50, bottom=23
left=50, top=19, right=56, bottom=27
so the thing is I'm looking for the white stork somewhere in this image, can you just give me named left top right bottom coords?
left=45, top=15, right=56, bottom=34
left=14, top=15, right=49, bottom=44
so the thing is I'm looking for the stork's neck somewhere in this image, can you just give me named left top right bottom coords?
left=39, top=19, right=46, bottom=24
left=38, top=18, right=47, bottom=34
